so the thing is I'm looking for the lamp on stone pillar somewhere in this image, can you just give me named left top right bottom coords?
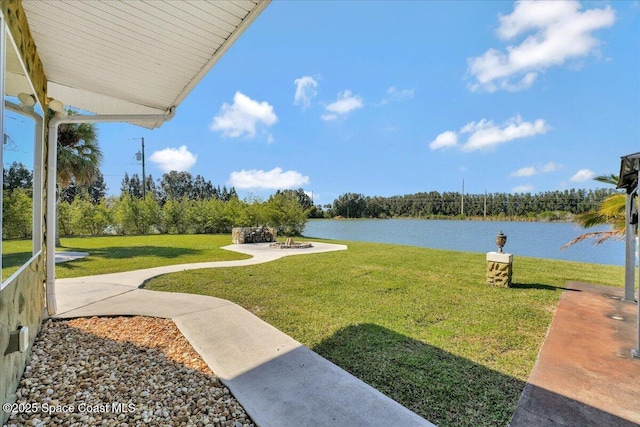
left=487, top=230, right=513, bottom=288
left=495, top=230, right=507, bottom=253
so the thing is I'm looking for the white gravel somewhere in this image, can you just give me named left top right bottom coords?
left=4, top=317, right=255, bottom=427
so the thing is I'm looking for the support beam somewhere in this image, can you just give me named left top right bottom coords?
left=0, top=17, right=5, bottom=277
left=45, top=108, right=175, bottom=316
left=616, top=152, right=640, bottom=358
left=624, top=189, right=636, bottom=302
left=5, top=101, right=44, bottom=254
left=635, top=172, right=640, bottom=359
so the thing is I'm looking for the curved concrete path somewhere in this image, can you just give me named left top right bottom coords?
left=53, top=242, right=433, bottom=427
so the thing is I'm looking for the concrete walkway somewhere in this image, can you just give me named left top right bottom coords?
left=510, top=281, right=640, bottom=427
left=55, top=251, right=89, bottom=264
left=53, top=242, right=433, bottom=427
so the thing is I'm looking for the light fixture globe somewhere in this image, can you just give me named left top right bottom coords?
left=17, top=92, right=36, bottom=107
left=48, top=99, right=64, bottom=112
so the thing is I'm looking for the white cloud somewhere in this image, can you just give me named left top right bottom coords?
left=387, top=86, right=414, bottom=99
left=149, top=145, right=197, bottom=173
left=320, top=113, right=338, bottom=121
left=510, top=161, right=561, bottom=177
left=462, top=115, right=548, bottom=151
left=468, top=1, right=615, bottom=92
left=429, top=131, right=458, bottom=150
left=540, top=161, right=560, bottom=173
left=570, top=168, right=596, bottom=182
left=210, top=91, right=277, bottom=138
left=294, top=76, right=319, bottom=109
left=511, top=166, right=537, bottom=177
left=379, top=86, right=415, bottom=105
left=229, top=167, right=310, bottom=190
left=322, top=90, right=363, bottom=120
left=431, top=115, right=548, bottom=152
left=513, top=184, right=534, bottom=193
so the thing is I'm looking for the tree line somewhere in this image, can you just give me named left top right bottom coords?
left=2, top=163, right=312, bottom=239
left=2, top=160, right=620, bottom=240
left=327, top=188, right=618, bottom=220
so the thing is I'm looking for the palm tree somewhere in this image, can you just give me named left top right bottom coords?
left=562, top=174, right=626, bottom=248
left=54, top=112, right=103, bottom=245
left=57, top=121, right=102, bottom=187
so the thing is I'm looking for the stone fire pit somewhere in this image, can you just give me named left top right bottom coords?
left=269, top=237, right=313, bottom=249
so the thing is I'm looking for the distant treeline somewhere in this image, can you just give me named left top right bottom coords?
left=327, top=188, right=619, bottom=220
left=2, top=164, right=312, bottom=238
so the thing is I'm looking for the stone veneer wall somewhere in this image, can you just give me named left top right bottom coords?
left=486, top=261, right=513, bottom=288
left=232, top=227, right=277, bottom=244
left=1, top=1, right=48, bottom=424
left=486, top=255, right=513, bottom=288
left=0, top=254, right=45, bottom=424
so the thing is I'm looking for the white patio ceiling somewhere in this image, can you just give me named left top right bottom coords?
left=20, top=0, right=270, bottom=128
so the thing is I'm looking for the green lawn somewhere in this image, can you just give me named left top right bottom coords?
left=1, top=234, right=249, bottom=280
left=144, top=240, right=623, bottom=427
left=2, top=239, right=36, bottom=281
left=54, top=234, right=250, bottom=278
left=4, top=234, right=624, bottom=426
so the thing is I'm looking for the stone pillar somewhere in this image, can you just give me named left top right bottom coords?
left=486, top=252, right=513, bottom=288
left=232, top=227, right=277, bottom=244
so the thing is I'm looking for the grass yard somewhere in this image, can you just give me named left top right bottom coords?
left=54, top=234, right=250, bottom=279
left=2, top=239, right=35, bottom=281
left=144, top=240, right=624, bottom=427
left=5, top=234, right=624, bottom=426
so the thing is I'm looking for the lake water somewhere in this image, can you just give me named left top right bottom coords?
left=303, top=219, right=625, bottom=266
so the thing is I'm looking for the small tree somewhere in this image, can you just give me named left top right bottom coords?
left=4, top=162, right=33, bottom=194
left=70, top=192, right=112, bottom=235
left=3, top=189, right=32, bottom=239
left=116, top=193, right=160, bottom=234
left=161, top=197, right=190, bottom=234
left=57, top=201, right=74, bottom=237
left=267, top=192, right=311, bottom=236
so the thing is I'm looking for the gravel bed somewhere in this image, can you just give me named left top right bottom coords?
left=4, top=316, right=255, bottom=427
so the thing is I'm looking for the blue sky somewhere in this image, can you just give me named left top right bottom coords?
left=30, top=1, right=640, bottom=205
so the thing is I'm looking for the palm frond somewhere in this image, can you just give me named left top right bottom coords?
left=561, top=229, right=625, bottom=250
left=564, top=188, right=628, bottom=249
left=574, top=210, right=609, bottom=229
left=593, top=174, right=619, bottom=186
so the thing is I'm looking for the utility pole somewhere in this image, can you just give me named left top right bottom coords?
left=461, top=179, right=465, bottom=216
left=135, top=137, right=146, bottom=199
left=484, top=189, right=487, bottom=219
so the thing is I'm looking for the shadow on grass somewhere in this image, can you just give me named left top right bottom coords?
left=62, top=246, right=202, bottom=260
left=310, top=323, right=630, bottom=427
left=2, top=252, right=33, bottom=270
left=510, top=283, right=582, bottom=292
left=312, top=323, right=522, bottom=426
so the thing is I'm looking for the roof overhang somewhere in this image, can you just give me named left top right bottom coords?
left=19, top=0, right=270, bottom=128
left=617, top=152, right=640, bottom=191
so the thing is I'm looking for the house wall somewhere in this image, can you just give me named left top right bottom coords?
left=0, top=1, right=48, bottom=424
left=0, top=255, right=45, bottom=423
